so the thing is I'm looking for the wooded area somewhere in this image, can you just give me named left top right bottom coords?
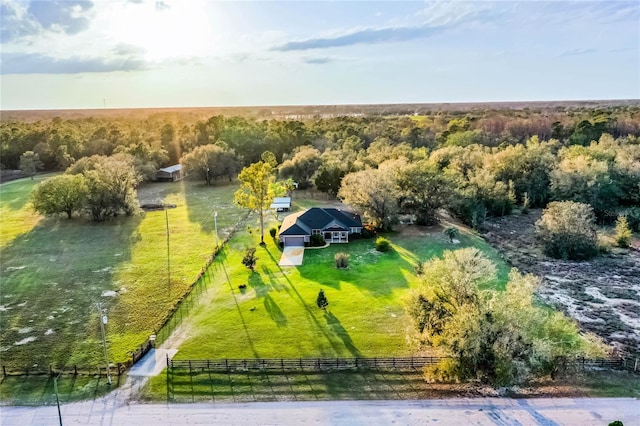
left=3, top=103, right=639, bottom=229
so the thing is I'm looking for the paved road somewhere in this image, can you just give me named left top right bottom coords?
left=1, top=398, right=638, bottom=425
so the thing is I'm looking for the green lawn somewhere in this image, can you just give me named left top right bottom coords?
left=0, top=177, right=242, bottom=370
left=0, top=374, right=122, bottom=405
left=143, top=368, right=640, bottom=403
left=172, top=215, right=510, bottom=360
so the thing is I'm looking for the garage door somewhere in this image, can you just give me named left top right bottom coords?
left=285, top=236, right=305, bottom=247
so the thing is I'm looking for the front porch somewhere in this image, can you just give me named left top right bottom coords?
left=324, top=230, right=348, bottom=243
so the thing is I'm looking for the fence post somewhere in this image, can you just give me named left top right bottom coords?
left=74, top=365, right=77, bottom=375
left=166, top=355, right=170, bottom=404
left=635, top=358, right=638, bottom=372
left=355, top=358, right=358, bottom=369
left=2, top=365, right=5, bottom=378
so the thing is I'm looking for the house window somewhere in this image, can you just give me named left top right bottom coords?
left=312, top=229, right=321, bottom=235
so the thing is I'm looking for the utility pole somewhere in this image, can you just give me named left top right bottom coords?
left=97, top=302, right=111, bottom=385
left=165, top=208, right=171, bottom=296
left=214, top=211, right=218, bottom=248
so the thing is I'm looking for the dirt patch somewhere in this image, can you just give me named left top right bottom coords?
left=482, top=210, right=640, bottom=355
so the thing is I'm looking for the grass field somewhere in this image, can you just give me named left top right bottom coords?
left=0, top=176, right=242, bottom=370
left=168, top=208, right=510, bottom=361
left=0, top=374, right=122, bottom=406
left=143, top=368, right=640, bottom=403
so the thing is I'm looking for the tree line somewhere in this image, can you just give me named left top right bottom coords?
left=3, top=105, right=638, bottom=174
left=6, top=106, right=638, bottom=226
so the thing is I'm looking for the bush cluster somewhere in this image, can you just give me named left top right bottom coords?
left=309, top=234, right=325, bottom=247
left=375, top=237, right=392, bottom=252
left=536, top=201, right=598, bottom=260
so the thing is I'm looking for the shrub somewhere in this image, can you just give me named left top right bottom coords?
left=241, top=247, right=257, bottom=270
left=375, top=237, right=392, bottom=252
left=597, top=235, right=612, bottom=254
left=269, top=227, right=277, bottom=238
left=334, top=252, right=350, bottom=269
left=443, top=226, right=459, bottom=243
left=310, top=234, right=325, bottom=247
left=536, top=201, right=598, bottom=260
left=615, top=215, right=632, bottom=248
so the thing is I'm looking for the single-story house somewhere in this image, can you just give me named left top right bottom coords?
left=279, top=207, right=363, bottom=246
left=270, top=197, right=291, bottom=212
left=156, top=164, right=182, bottom=182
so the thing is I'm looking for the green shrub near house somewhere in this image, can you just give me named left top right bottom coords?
left=375, top=237, right=392, bottom=252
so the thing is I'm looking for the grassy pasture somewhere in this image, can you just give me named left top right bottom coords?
left=171, top=211, right=510, bottom=360
left=0, top=176, right=241, bottom=370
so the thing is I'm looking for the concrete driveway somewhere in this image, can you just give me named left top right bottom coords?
left=279, top=246, right=304, bottom=266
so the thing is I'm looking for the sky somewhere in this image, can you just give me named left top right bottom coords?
left=0, top=0, right=638, bottom=110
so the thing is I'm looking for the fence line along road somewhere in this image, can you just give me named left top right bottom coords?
left=167, top=356, right=640, bottom=374
left=169, top=356, right=466, bottom=372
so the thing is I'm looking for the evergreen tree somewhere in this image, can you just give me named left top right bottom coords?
left=316, top=289, right=329, bottom=311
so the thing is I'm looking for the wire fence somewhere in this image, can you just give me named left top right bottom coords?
left=152, top=211, right=250, bottom=349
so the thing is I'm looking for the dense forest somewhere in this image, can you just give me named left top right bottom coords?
left=2, top=104, right=639, bottom=229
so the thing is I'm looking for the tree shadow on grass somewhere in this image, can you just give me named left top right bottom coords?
left=263, top=294, right=287, bottom=327
left=261, top=245, right=346, bottom=356
left=247, top=272, right=287, bottom=327
left=219, top=257, right=259, bottom=358
left=324, top=311, right=361, bottom=357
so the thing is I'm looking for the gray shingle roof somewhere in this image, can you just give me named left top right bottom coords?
left=279, top=207, right=362, bottom=237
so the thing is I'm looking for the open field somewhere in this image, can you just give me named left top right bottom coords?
left=166, top=204, right=510, bottom=361
left=482, top=210, right=640, bottom=354
left=0, top=177, right=241, bottom=370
